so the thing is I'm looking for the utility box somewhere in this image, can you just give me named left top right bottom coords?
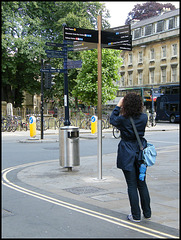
left=59, top=126, right=80, bottom=170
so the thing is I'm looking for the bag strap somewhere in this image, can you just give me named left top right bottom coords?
left=130, top=117, right=143, bottom=151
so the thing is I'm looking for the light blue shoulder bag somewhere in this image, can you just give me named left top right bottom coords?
left=130, top=117, right=157, bottom=166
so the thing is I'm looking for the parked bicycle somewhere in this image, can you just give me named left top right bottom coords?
left=17, top=116, right=28, bottom=131
left=113, top=126, right=121, bottom=139
left=36, top=117, right=48, bottom=131
left=4, top=115, right=18, bottom=132
left=1, top=116, right=7, bottom=132
left=80, top=116, right=91, bottom=129
left=56, top=116, right=65, bottom=129
left=102, top=114, right=111, bottom=129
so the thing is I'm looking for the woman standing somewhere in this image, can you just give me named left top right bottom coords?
left=110, top=93, right=151, bottom=223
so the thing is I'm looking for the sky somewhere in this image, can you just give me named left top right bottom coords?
left=104, top=1, right=180, bottom=27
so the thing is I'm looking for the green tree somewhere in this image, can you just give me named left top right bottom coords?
left=73, top=48, right=121, bottom=106
left=1, top=1, right=110, bottom=107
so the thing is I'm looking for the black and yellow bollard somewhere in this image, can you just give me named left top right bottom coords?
left=29, top=116, right=36, bottom=138
left=91, top=115, right=97, bottom=134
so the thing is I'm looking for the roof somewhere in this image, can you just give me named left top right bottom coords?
left=131, top=8, right=180, bottom=29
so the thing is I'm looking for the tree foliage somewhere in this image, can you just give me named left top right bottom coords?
left=1, top=1, right=111, bottom=107
left=73, top=49, right=121, bottom=106
left=125, top=1, right=176, bottom=24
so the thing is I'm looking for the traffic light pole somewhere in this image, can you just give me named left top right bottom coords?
left=41, top=58, right=44, bottom=139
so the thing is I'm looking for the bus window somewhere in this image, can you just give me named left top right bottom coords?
left=160, top=87, right=166, bottom=95
left=165, top=87, right=170, bottom=95
left=171, top=87, right=179, bottom=95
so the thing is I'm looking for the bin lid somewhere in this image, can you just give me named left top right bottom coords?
left=60, top=126, right=79, bottom=131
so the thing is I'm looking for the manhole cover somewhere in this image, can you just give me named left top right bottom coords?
left=63, top=186, right=104, bottom=195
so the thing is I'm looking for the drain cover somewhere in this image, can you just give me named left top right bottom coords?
left=63, top=186, right=104, bottom=195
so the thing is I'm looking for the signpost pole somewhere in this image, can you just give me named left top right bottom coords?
left=63, top=42, right=70, bottom=126
left=41, top=59, right=44, bottom=139
left=97, top=15, right=102, bottom=180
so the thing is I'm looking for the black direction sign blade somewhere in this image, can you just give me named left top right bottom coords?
left=45, top=50, right=66, bottom=55
left=45, top=42, right=65, bottom=47
left=106, top=24, right=131, bottom=35
left=73, top=41, right=97, bottom=51
left=47, top=54, right=66, bottom=58
left=67, top=60, right=82, bottom=69
left=46, top=49, right=67, bottom=58
left=40, top=69, right=66, bottom=73
left=103, top=43, right=132, bottom=51
left=103, top=34, right=132, bottom=51
left=101, top=31, right=131, bottom=45
left=64, top=26, right=98, bottom=43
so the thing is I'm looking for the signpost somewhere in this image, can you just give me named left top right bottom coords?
left=64, top=25, right=132, bottom=51
left=63, top=22, right=132, bottom=179
left=41, top=40, right=82, bottom=126
left=42, top=21, right=132, bottom=178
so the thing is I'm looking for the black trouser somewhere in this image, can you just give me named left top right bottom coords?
left=122, top=161, right=151, bottom=220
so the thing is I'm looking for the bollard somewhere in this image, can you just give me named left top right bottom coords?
left=91, top=115, right=97, bottom=134
left=29, top=116, right=36, bottom=138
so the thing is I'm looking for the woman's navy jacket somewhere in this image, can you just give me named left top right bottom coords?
left=110, top=106, right=148, bottom=171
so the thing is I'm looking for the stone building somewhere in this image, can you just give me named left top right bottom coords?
left=106, top=8, right=180, bottom=108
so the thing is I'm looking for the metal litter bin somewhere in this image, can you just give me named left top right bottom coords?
left=59, top=126, right=80, bottom=170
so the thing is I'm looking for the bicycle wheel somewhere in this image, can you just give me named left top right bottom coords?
left=22, top=123, right=27, bottom=131
left=36, top=120, right=41, bottom=130
left=113, top=127, right=121, bottom=139
left=44, top=120, right=48, bottom=131
left=56, top=118, right=64, bottom=128
left=80, top=119, right=87, bottom=129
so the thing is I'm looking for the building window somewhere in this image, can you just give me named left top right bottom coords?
left=161, top=46, right=166, bottom=59
left=172, top=44, right=177, bottom=57
left=138, top=51, right=143, bottom=63
left=149, top=68, right=155, bottom=84
left=150, top=48, right=155, bottom=61
left=168, top=17, right=174, bottom=29
left=157, top=20, right=164, bottom=32
left=128, top=72, right=133, bottom=86
left=134, top=28, right=141, bottom=39
left=171, top=65, right=177, bottom=82
left=120, top=73, right=125, bottom=86
left=138, top=70, right=143, bottom=85
left=161, top=67, right=167, bottom=83
left=128, top=53, right=132, bottom=65
left=145, top=24, right=152, bottom=36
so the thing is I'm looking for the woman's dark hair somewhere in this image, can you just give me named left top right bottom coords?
left=122, top=93, right=143, bottom=118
